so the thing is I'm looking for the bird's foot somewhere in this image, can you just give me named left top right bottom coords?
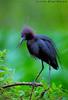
left=31, top=81, right=36, bottom=87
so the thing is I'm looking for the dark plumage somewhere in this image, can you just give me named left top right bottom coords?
left=20, top=27, right=59, bottom=81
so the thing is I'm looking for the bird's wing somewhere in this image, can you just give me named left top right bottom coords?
left=35, top=34, right=59, bottom=69
left=37, top=39, right=54, bottom=59
left=36, top=34, right=58, bottom=59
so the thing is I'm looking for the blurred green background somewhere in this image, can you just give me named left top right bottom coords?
left=0, top=0, right=68, bottom=89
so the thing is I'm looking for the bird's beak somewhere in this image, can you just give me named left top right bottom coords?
left=20, top=37, right=25, bottom=45
left=17, top=37, right=25, bottom=48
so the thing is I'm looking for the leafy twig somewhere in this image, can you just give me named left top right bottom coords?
left=39, top=87, right=49, bottom=98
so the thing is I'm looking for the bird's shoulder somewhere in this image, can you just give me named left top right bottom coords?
left=35, top=34, right=53, bottom=43
left=35, top=34, right=57, bottom=51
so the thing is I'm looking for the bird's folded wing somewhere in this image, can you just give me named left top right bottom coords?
left=36, top=34, right=58, bottom=59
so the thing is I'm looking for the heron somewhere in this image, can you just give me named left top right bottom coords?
left=19, top=27, right=59, bottom=85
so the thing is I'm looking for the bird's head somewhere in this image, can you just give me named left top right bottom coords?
left=19, top=27, right=35, bottom=46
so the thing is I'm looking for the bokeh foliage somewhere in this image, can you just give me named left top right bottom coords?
left=0, top=50, right=68, bottom=99
left=0, top=0, right=68, bottom=99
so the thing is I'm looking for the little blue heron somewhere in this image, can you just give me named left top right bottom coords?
left=19, top=27, right=59, bottom=84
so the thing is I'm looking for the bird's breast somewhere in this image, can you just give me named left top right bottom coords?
left=27, top=39, right=39, bottom=56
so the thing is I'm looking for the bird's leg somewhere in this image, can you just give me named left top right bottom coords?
left=48, top=64, right=51, bottom=87
left=34, top=60, right=44, bottom=81
left=38, top=62, right=51, bottom=98
left=30, top=61, right=44, bottom=99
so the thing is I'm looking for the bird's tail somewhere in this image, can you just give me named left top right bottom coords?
left=51, top=58, right=59, bottom=70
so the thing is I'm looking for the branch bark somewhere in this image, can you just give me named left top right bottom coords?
left=2, top=82, right=43, bottom=89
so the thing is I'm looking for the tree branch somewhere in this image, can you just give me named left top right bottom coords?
left=2, top=82, right=43, bottom=89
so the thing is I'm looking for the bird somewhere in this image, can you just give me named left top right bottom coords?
left=19, top=27, right=59, bottom=84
